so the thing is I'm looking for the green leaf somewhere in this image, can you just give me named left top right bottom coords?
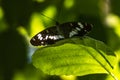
left=32, top=36, right=117, bottom=78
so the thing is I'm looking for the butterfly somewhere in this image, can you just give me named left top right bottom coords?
left=30, top=22, right=92, bottom=46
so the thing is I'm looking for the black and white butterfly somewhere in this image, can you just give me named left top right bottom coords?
left=30, top=22, right=92, bottom=46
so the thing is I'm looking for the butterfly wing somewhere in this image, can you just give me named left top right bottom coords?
left=58, top=22, right=92, bottom=38
left=30, top=26, right=64, bottom=46
left=30, top=22, right=92, bottom=46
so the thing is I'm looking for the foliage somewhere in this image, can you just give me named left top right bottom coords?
left=32, top=36, right=118, bottom=80
left=0, top=0, right=120, bottom=80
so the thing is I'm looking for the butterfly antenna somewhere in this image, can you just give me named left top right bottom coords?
left=40, top=13, right=59, bottom=24
left=55, top=0, right=63, bottom=23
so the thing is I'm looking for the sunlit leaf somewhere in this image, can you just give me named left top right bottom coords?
left=32, top=36, right=117, bottom=78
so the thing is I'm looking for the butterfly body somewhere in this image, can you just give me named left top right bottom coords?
left=30, top=22, right=92, bottom=46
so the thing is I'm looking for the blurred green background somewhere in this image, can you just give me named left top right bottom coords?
left=0, top=0, right=120, bottom=80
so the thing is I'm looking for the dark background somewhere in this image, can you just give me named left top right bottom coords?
left=0, top=0, right=120, bottom=80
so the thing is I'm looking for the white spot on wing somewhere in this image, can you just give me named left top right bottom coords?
left=47, top=35, right=64, bottom=40
left=69, top=30, right=78, bottom=37
left=84, top=30, right=87, bottom=32
left=41, top=42, right=44, bottom=44
left=58, top=35, right=64, bottom=39
left=45, top=35, right=48, bottom=40
left=32, top=38, right=35, bottom=41
left=37, top=34, right=43, bottom=40
left=48, top=35, right=56, bottom=40
left=76, top=27, right=81, bottom=31
left=46, top=30, right=49, bottom=33
left=70, top=23, right=73, bottom=26
left=78, top=22, right=84, bottom=29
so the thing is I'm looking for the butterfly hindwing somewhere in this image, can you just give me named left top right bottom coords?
left=58, top=22, right=92, bottom=38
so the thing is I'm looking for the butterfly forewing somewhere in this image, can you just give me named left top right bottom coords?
left=30, top=26, right=64, bottom=46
